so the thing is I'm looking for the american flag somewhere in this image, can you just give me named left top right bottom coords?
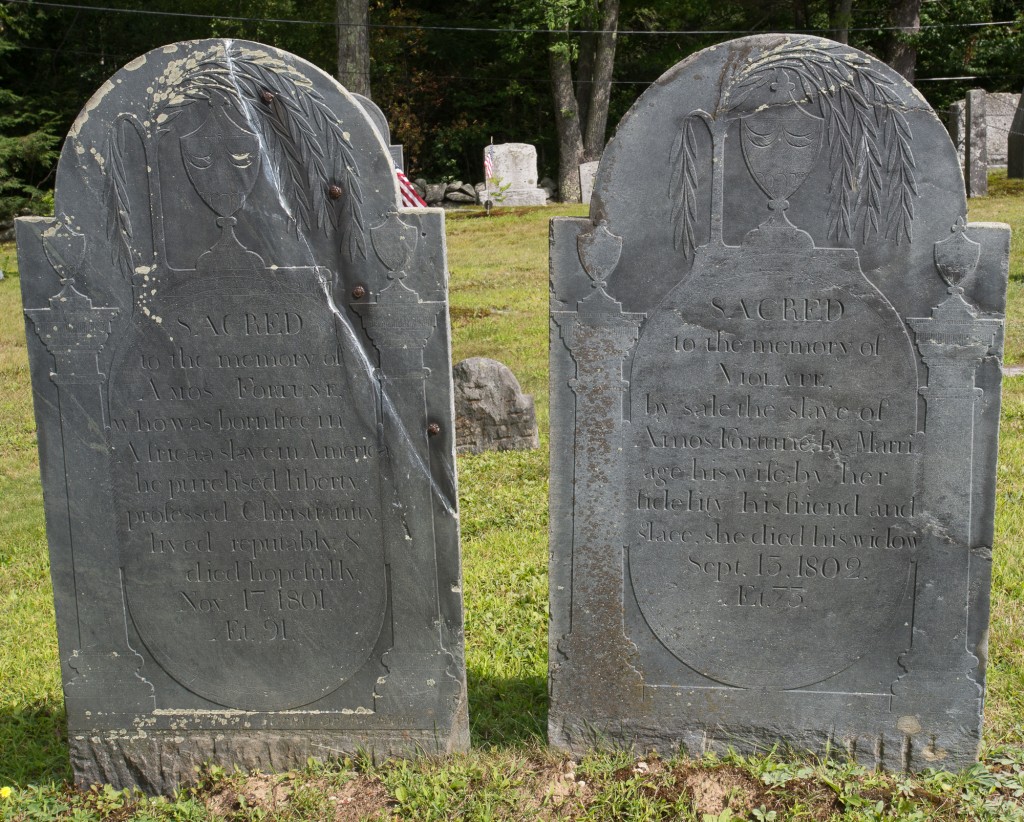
left=484, top=145, right=495, bottom=183
left=396, top=166, right=427, bottom=208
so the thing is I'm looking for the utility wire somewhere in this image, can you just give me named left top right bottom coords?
left=1, top=0, right=1020, bottom=36
left=8, top=44, right=995, bottom=84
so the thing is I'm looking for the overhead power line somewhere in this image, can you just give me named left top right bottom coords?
left=1, top=0, right=1020, bottom=37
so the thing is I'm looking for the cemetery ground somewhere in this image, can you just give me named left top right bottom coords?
left=1, top=176, right=1024, bottom=820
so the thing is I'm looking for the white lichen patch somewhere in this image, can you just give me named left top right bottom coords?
left=135, top=265, right=152, bottom=275
left=68, top=79, right=117, bottom=139
left=124, top=54, right=147, bottom=72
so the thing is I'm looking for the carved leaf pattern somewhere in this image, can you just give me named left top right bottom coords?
left=104, top=119, right=136, bottom=280
left=162, top=49, right=367, bottom=259
left=721, top=41, right=918, bottom=245
left=669, top=116, right=700, bottom=258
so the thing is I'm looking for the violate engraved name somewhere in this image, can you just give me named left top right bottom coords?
left=627, top=252, right=919, bottom=690
left=107, top=275, right=387, bottom=711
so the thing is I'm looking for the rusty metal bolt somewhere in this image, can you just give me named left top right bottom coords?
left=328, top=184, right=343, bottom=200
left=259, top=89, right=274, bottom=105
left=427, top=422, right=441, bottom=437
left=351, top=285, right=367, bottom=300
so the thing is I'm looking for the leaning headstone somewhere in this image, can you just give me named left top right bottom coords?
left=486, top=143, right=549, bottom=206
left=353, top=92, right=405, bottom=171
left=579, top=161, right=599, bottom=205
left=549, top=34, right=1008, bottom=771
left=453, top=357, right=539, bottom=455
left=966, top=89, right=988, bottom=197
left=1009, top=90, right=1024, bottom=179
left=19, top=40, right=468, bottom=794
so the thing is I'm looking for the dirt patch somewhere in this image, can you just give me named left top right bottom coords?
left=205, top=773, right=292, bottom=818
left=450, top=306, right=495, bottom=321
left=327, top=776, right=391, bottom=822
left=678, top=764, right=765, bottom=815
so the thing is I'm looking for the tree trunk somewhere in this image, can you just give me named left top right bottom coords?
left=828, top=0, right=852, bottom=44
left=886, top=0, right=920, bottom=81
left=576, top=30, right=597, bottom=132
left=337, top=0, right=370, bottom=96
left=550, top=41, right=585, bottom=203
left=583, top=0, right=619, bottom=161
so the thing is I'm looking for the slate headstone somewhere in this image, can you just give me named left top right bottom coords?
left=352, top=92, right=405, bottom=172
left=1009, top=90, right=1024, bottom=179
left=966, top=89, right=988, bottom=197
left=453, top=357, right=539, bottom=455
left=19, top=40, right=468, bottom=794
left=549, top=34, right=1009, bottom=771
left=487, top=143, right=549, bottom=207
left=579, top=161, right=599, bottom=205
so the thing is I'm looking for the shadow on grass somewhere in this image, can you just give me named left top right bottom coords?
left=467, top=670, right=547, bottom=747
left=0, top=702, right=71, bottom=786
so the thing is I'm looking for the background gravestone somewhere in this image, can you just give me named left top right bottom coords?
left=949, top=92, right=1019, bottom=170
left=579, top=161, right=599, bottom=206
left=488, top=143, right=549, bottom=206
left=549, top=34, right=1009, bottom=771
left=966, top=89, right=988, bottom=198
left=353, top=92, right=405, bottom=171
left=1009, top=90, right=1024, bottom=179
left=452, top=357, right=539, bottom=454
left=19, top=40, right=468, bottom=794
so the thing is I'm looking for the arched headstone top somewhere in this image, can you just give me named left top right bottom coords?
left=57, top=39, right=401, bottom=282
left=589, top=34, right=965, bottom=318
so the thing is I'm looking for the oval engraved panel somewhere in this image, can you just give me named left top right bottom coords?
left=108, top=273, right=387, bottom=710
left=627, top=248, right=918, bottom=690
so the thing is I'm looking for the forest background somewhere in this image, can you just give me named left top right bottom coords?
left=1, top=0, right=1023, bottom=219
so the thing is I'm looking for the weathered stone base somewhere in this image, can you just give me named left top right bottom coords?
left=495, top=189, right=548, bottom=207
left=71, top=719, right=470, bottom=795
left=549, top=711, right=981, bottom=773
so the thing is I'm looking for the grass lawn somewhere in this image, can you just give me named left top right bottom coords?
left=2, top=184, right=1024, bottom=818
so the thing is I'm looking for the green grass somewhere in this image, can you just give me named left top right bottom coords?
left=3, top=194, right=1024, bottom=819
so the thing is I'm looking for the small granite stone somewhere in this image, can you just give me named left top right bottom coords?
left=425, top=183, right=446, bottom=204
left=453, top=358, right=539, bottom=455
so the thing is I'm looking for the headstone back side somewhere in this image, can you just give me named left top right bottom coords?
left=549, top=34, right=1009, bottom=771
left=19, top=40, right=468, bottom=793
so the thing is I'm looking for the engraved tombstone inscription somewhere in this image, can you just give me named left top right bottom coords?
left=549, top=35, right=1009, bottom=770
left=19, top=41, right=468, bottom=794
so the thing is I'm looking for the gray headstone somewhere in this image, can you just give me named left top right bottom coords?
left=486, top=143, right=549, bottom=207
left=966, top=89, right=988, bottom=197
left=579, top=161, right=599, bottom=205
left=453, top=357, right=539, bottom=455
left=1009, top=90, right=1024, bottom=179
left=983, top=92, right=1018, bottom=167
left=549, top=34, right=1009, bottom=771
left=352, top=92, right=405, bottom=172
left=18, top=40, right=468, bottom=794
left=949, top=100, right=966, bottom=168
